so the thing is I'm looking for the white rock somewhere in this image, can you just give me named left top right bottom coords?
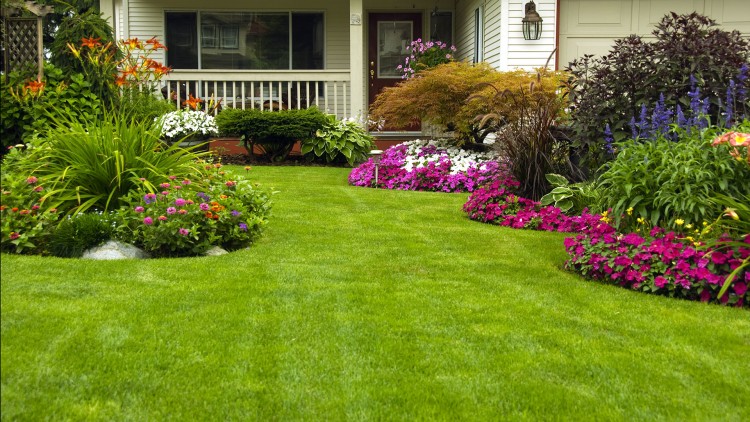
left=82, top=240, right=149, bottom=260
left=203, top=246, right=228, bottom=256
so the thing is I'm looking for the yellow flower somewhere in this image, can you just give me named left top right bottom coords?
left=702, top=221, right=708, bottom=226
left=637, top=217, right=645, bottom=224
left=685, top=223, right=693, bottom=229
left=724, top=208, right=739, bottom=221
left=626, top=207, right=633, bottom=215
left=675, top=219, right=684, bottom=226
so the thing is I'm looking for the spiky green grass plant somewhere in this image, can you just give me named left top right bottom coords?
left=2, top=166, right=748, bottom=420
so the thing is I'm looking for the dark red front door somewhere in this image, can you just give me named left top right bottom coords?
left=368, top=12, right=422, bottom=130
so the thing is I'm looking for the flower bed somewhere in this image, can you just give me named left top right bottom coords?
left=463, top=180, right=749, bottom=307
left=348, top=140, right=507, bottom=193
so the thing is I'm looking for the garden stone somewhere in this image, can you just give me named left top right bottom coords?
left=203, top=246, right=228, bottom=256
left=82, top=240, right=149, bottom=260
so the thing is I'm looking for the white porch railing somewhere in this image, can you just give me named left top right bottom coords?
left=159, top=70, right=352, bottom=119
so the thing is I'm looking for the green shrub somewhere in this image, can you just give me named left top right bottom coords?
left=114, top=166, right=272, bottom=257
left=4, top=113, right=208, bottom=214
left=216, top=107, right=327, bottom=162
left=300, top=115, right=375, bottom=166
left=596, top=121, right=750, bottom=231
left=1, top=64, right=103, bottom=151
left=47, top=212, right=115, bottom=258
left=567, top=12, right=750, bottom=167
left=49, top=9, right=117, bottom=79
left=0, top=171, right=60, bottom=254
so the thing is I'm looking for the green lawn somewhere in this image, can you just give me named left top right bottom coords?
left=2, top=166, right=748, bottom=420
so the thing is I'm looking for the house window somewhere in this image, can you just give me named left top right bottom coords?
left=474, top=7, right=484, bottom=63
left=165, top=11, right=324, bottom=70
left=429, top=11, right=453, bottom=45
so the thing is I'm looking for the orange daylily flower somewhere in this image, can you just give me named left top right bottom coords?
left=146, top=36, right=167, bottom=50
left=183, top=95, right=204, bottom=110
left=24, top=79, right=45, bottom=95
left=115, top=74, right=129, bottom=87
left=123, top=37, right=143, bottom=50
left=711, top=131, right=750, bottom=147
left=81, top=37, right=102, bottom=48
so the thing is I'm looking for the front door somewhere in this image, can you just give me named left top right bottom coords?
left=368, top=12, right=422, bottom=130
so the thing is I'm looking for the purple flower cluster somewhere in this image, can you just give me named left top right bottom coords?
left=565, top=226, right=749, bottom=307
left=349, top=141, right=509, bottom=193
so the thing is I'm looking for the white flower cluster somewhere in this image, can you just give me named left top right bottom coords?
left=401, top=139, right=499, bottom=174
left=156, top=110, right=219, bottom=139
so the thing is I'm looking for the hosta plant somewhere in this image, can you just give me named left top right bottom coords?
left=300, top=115, right=375, bottom=166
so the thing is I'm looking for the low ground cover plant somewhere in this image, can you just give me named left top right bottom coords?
left=348, top=139, right=506, bottom=192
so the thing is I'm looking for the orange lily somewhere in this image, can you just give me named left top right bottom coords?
left=81, top=37, right=102, bottom=48
left=183, top=95, right=204, bottom=110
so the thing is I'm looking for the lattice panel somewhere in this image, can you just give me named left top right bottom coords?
left=4, top=18, right=38, bottom=74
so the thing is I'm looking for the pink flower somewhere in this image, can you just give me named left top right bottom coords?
left=9, top=232, right=20, bottom=240
left=178, top=228, right=189, bottom=236
left=158, top=215, right=167, bottom=221
left=182, top=179, right=191, bottom=185
left=734, top=282, right=748, bottom=296
left=26, top=176, right=37, bottom=184
left=169, top=175, right=177, bottom=180
left=160, top=183, right=170, bottom=189
left=225, top=180, right=236, bottom=187
left=178, top=209, right=188, bottom=215
left=134, top=206, right=145, bottom=213
left=33, top=186, right=43, bottom=192
left=200, top=203, right=210, bottom=211
left=143, top=217, right=153, bottom=225
left=175, top=198, right=186, bottom=207
left=167, top=207, right=177, bottom=214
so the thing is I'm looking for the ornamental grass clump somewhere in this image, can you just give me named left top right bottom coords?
left=114, top=164, right=272, bottom=257
left=348, top=140, right=509, bottom=192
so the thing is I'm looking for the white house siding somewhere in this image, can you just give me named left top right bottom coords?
left=559, top=0, right=750, bottom=70
left=482, top=0, right=503, bottom=68
left=505, top=0, right=557, bottom=70
left=454, top=0, right=484, bottom=63
left=124, top=0, right=351, bottom=69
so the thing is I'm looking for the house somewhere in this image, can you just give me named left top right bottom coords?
left=98, top=0, right=750, bottom=137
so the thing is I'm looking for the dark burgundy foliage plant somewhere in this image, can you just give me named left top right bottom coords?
left=567, top=12, right=750, bottom=167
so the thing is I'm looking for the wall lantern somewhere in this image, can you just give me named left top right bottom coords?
left=522, top=1, right=543, bottom=40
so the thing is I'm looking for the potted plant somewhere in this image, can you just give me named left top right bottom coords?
left=156, top=109, right=219, bottom=150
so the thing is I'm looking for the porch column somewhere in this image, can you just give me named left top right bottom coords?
left=349, top=0, right=364, bottom=118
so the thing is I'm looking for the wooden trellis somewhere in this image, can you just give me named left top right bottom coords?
left=3, top=17, right=38, bottom=75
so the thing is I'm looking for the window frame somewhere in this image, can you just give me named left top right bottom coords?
left=474, top=6, right=484, bottom=63
left=164, top=9, right=326, bottom=70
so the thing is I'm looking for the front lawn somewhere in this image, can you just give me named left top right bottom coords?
left=1, top=166, right=748, bottom=420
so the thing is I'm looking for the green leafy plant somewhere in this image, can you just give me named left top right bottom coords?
left=596, top=123, right=750, bottom=232
left=539, top=173, right=601, bottom=215
left=47, top=212, right=115, bottom=258
left=567, top=12, right=750, bottom=168
left=300, top=115, right=375, bottom=166
left=114, top=166, right=272, bottom=257
left=215, top=107, right=327, bottom=162
left=49, top=8, right=117, bottom=77
left=398, top=39, right=456, bottom=78
left=0, top=171, right=60, bottom=254
left=4, top=113, right=208, bottom=214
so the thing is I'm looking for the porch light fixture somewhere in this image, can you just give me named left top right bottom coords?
left=522, top=1, right=543, bottom=40
left=370, top=149, right=383, bottom=186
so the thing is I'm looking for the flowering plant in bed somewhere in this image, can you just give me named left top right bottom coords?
left=1, top=172, right=60, bottom=254
left=156, top=109, right=219, bottom=144
left=348, top=139, right=507, bottom=193
left=115, top=164, right=271, bottom=257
